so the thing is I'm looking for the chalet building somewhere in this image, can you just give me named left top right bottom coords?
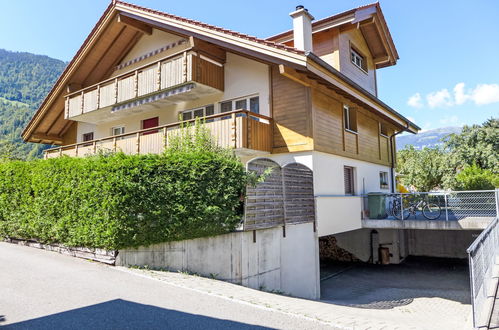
left=23, top=2, right=433, bottom=299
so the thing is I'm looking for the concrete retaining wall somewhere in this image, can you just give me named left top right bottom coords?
left=116, top=222, right=320, bottom=299
left=407, top=229, right=481, bottom=259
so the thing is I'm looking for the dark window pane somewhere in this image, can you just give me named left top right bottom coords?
left=205, top=105, right=214, bottom=116
left=235, top=99, right=246, bottom=110
left=250, top=97, right=259, bottom=114
left=220, top=101, right=232, bottom=113
left=182, top=112, right=192, bottom=121
left=82, top=132, right=94, bottom=142
left=194, top=109, right=204, bottom=118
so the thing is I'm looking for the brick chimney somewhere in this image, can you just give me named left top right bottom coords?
left=289, top=5, right=314, bottom=52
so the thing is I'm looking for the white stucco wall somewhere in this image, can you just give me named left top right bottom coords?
left=116, top=222, right=320, bottom=299
left=243, top=151, right=392, bottom=236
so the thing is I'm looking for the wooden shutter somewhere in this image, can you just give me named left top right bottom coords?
left=344, top=166, right=354, bottom=195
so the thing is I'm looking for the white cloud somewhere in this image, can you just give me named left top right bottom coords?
left=470, top=83, right=499, bottom=105
left=407, top=93, right=423, bottom=108
left=453, top=83, right=469, bottom=105
left=426, top=89, right=453, bottom=108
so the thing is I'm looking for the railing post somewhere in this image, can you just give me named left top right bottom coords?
left=401, top=194, right=404, bottom=220
left=59, top=148, right=63, bottom=157
left=134, top=70, right=139, bottom=98
left=136, top=132, right=140, bottom=154
left=64, top=97, right=69, bottom=119
left=231, top=112, right=237, bottom=149
left=163, top=127, right=168, bottom=150
left=113, top=137, right=117, bottom=152
left=96, top=85, right=100, bottom=109
left=93, top=141, right=97, bottom=155
left=114, top=78, right=118, bottom=104
left=75, top=144, right=79, bottom=157
left=80, top=91, right=84, bottom=115
left=182, top=52, right=188, bottom=83
left=444, top=193, right=449, bottom=221
left=495, top=188, right=499, bottom=218
left=157, top=61, right=162, bottom=91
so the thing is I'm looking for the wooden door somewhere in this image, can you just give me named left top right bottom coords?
left=142, top=117, right=159, bottom=135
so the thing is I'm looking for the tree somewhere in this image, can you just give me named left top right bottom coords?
left=444, top=118, right=498, bottom=173
left=396, top=146, right=454, bottom=191
left=454, top=164, right=499, bottom=190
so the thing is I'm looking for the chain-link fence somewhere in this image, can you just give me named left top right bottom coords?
left=364, top=190, right=497, bottom=221
left=467, top=214, right=499, bottom=328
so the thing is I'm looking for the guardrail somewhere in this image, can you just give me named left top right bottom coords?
left=44, top=109, right=272, bottom=158
left=364, top=190, right=497, bottom=221
left=467, top=214, right=499, bottom=328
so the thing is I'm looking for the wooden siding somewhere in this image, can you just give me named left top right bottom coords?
left=312, top=88, right=395, bottom=166
left=339, top=26, right=377, bottom=96
left=45, top=110, right=272, bottom=158
left=312, top=29, right=340, bottom=70
left=271, top=66, right=313, bottom=153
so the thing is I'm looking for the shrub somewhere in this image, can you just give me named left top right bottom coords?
left=0, top=147, right=249, bottom=250
left=454, top=164, right=499, bottom=191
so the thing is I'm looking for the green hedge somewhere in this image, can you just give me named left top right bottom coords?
left=0, top=151, right=248, bottom=249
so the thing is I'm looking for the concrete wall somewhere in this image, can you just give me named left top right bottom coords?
left=406, top=230, right=481, bottom=259
left=116, top=222, right=320, bottom=299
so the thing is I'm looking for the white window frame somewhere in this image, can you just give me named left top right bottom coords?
left=181, top=104, right=215, bottom=121
left=111, top=126, right=125, bottom=136
left=219, top=94, right=259, bottom=114
left=350, top=48, right=367, bottom=73
left=379, top=171, right=389, bottom=190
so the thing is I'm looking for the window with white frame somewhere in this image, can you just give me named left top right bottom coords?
left=343, top=105, right=357, bottom=132
left=350, top=48, right=367, bottom=72
left=181, top=104, right=215, bottom=121
left=220, top=95, right=259, bottom=114
left=111, top=126, right=125, bottom=136
left=344, top=166, right=355, bottom=195
left=380, top=171, right=389, bottom=189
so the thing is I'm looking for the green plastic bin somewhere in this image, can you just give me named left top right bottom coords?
left=367, top=192, right=387, bottom=219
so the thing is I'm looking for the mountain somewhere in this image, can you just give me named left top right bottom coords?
left=0, top=49, right=66, bottom=159
left=396, top=126, right=462, bottom=150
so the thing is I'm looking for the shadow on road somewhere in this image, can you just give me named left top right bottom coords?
left=2, top=299, right=271, bottom=330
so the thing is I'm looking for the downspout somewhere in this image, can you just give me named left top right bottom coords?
left=389, top=122, right=410, bottom=193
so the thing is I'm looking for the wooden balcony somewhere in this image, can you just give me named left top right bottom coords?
left=45, top=110, right=272, bottom=158
left=65, top=48, right=224, bottom=122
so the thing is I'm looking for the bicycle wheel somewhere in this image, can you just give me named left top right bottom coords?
left=393, top=205, right=410, bottom=220
left=422, top=203, right=441, bottom=220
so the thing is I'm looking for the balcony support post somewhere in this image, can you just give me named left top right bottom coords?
left=64, top=97, right=69, bottom=119
left=182, top=52, right=188, bottom=83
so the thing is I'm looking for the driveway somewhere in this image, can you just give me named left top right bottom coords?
left=0, top=242, right=329, bottom=329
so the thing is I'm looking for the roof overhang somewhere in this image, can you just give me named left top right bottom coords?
left=267, top=3, right=399, bottom=69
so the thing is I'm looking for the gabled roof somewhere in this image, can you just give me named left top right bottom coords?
left=267, top=2, right=399, bottom=69
left=22, top=1, right=417, bottom=144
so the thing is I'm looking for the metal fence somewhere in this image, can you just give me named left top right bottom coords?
left=364, top=190, right=498, bottom=221
left=467, top=215, right=499, bottom=328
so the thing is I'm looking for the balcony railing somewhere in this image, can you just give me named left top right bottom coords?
left=44, top=110, right=272, bottom=158
left=64, top=48, right=224, bottom=119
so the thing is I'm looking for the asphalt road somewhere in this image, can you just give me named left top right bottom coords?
left=0, top=242, right=329, bottom=329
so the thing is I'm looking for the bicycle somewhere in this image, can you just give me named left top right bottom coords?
left=392, top=194, right=442, bottom=220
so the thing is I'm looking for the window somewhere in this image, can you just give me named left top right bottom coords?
left=380, top=171, right=389, bottom=189
left=380, top=123, right=388, bottom=137
left=181, top=104, right=215, bottom=121
left=82, top=132, right=94, bottom=142
left=111, top=126, right=125, bottom=136
left=220, top=95, right=260, bottom=114
left=343, top=105, right=357, bottom=132
left=344, top=166, right=355, bottom=195
left=350, top=48, right=367, bottom=72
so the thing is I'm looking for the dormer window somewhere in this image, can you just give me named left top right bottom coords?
left=350, top=48, right=367, bottom=72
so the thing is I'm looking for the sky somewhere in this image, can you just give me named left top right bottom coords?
left=0, top=0, right=498, bottom=131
